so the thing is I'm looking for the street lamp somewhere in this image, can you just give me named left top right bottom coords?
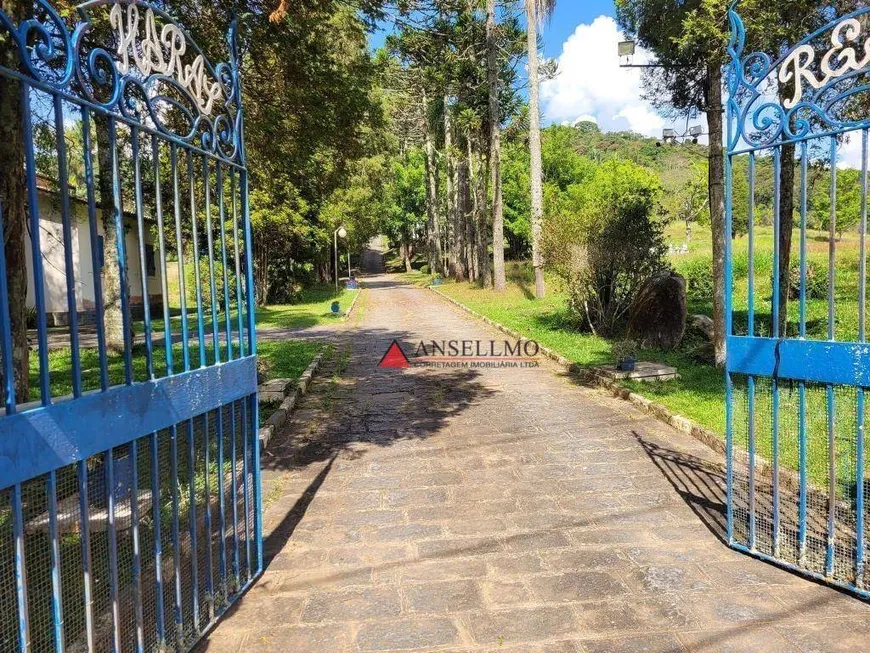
left=334, top=226, right=347, bottom=290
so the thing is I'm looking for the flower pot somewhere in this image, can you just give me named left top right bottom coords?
left=617, top=357, right=636, bottom=372
left=87, top=454, right=134, bottom=503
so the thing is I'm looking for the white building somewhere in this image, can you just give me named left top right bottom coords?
left=27, top=175, right=163, bottom=326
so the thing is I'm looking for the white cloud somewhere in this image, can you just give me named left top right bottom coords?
left=542, top=15, right=702, bottom=140
left=837, top=131, right=865, bottom=170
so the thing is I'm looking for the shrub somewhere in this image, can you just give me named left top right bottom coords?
left=788, top=260, right=828, bottom=300
left=185, top=257, right=237, bottom=308
left=682, top=257, right=714, bottom=301
left=545, top=159, right=668, bottom=336
left=420, top=264, right=430, bottom=275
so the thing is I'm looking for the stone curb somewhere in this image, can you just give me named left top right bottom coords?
left=342, top=288, right=362, bottom=322
left=428, top=285, right=724, bottom=457
left=258, top=351, right=324, bottom=450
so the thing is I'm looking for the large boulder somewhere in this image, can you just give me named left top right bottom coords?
left=627, top=271, right=687, bottom=350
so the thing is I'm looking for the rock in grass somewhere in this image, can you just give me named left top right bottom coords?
left=627, top=271, right=687, bottom=350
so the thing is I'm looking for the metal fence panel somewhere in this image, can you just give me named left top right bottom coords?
left=0, top=1, right=261, bottom=650
left=726, top=2, right=870, bottom=599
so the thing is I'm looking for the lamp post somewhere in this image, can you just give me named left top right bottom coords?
left=334, top=226, right=347, bottom=290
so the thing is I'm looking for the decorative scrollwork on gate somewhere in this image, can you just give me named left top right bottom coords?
left=727, top=2, right=870, bottom=153
left=0, top=0, right=242, bottom=163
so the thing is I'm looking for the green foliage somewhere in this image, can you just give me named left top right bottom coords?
left=789, top=260, right=828, bottom=300
left=184, top=257, right=239, bottom=310
left=611, top=339, right=638, bottom=362
left=544, top=158, right=668, bottom=335
left=682, top=257, right=714, bottom=301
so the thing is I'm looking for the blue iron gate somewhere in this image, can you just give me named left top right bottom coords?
left=726, top=2, right=870, bottom=598
left=0, top=0, right=261, bottom=650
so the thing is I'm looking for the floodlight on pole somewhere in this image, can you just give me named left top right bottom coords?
left=618, top=40, right=636, bottom=66
left=334, top=226, right=347, bottom=290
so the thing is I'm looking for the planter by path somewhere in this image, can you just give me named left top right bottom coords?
left=257, top=351, right=324, bottom=449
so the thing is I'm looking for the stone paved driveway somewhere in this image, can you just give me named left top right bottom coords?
left=199, top=274, right=870, bottom=652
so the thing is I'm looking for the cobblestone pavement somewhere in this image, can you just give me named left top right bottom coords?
left=200, top=274, right=870, bottom=652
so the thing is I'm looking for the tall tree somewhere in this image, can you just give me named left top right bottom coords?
left=422, top=89, right=443, bottom=273
left=95, top=121, right=128, bottom=352
left=525, top=0, right=555, bottom=299
left=616, top=0, right=729, bottom=365
left=486, top=0, right=506, bottom=290
left=0, top=0, right=30, bottom=403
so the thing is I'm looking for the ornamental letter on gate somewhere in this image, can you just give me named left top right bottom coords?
left=779, top=18, right=870, bottom=109
left=110, top=2, right=224, bottom=115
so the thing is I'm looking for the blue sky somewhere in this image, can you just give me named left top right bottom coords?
left=538, top=0, right=617, bottom=59
left=369, top=1, right=690, bottom=138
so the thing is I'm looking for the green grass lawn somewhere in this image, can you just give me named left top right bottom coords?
left=135, top=285, right=358, bottom=336
left=256, top=286, right=359, bottom=329
left=32, top=286, right=348, bottom=404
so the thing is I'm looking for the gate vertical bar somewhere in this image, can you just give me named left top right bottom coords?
left=202, top=412, right=215, bottom=621
left=232, top=172, right=245, bottom=358
left=170, top=425, right=183, bottom=649
left=771, top=147, right=781, bottom=556
left=798, top=141, right=809, bottom=565
left=154, top=135, right=174, bottom=376
left=203, top=158, right=220, bottom=363
left=217, top=164, right=233, bottom=360
left=724, top=99, right=735, bottom=546
left=76, top=462, right=95, bottom=652
left=13, top=483, right=29, bottom=652
left=171, top=144, right=191, bottom=372
left=150, top=431, right=165, bottom=649
left=108, top=117, right=133, bottom=386
left=54, top=94, right=82, bottom=398
left=826, top=136, right=838, bottom=577
left=216, top=407, right=228, bottom=601
left=47, top=469, right=64, bottom=652
left=130, top=440, right=145, bottom=653
left=20, top=82, right=50, bottom=404
left=857, top=129, right=868, bottom=584
left=241, top=398, right=251, bottom=579
left=241, top=170, right=262, bottom=574
left=132, top=126, right=154, bottom=379
left=188, top=151, right=207, bottom=367
left=229, top=401, right=240, bottom=586
left=106, top=449, right=121, bottom=653
left=188, top=419, right=199, bottom=632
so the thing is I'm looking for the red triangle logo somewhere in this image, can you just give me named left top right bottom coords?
left=378, top=340, right=410, bottom=369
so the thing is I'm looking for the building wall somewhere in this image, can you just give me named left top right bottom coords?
left=25, top=193, right=163, bottom=318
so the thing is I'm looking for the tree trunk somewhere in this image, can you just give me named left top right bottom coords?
left=776, top=145, right=795, bottom=337
left=456, top=158, right=470, bottom=281
left=402, top=241, right=413, bottom=273
left=423, top=90, right=443, bottom=275
left=466, top=134, right=478, bottom=283
left=474, top=136, right=490, bottom=286
left=707, top=63, right=727, bottom=366
left=0, top=0, right=30, bottom=404
left=95, top=119, right=127, bottom=353
left=444, top=97, right=465, bottom=281
left=486, top=0, right=505, bottom=291
left=526, top=0, right=545, bottom=299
